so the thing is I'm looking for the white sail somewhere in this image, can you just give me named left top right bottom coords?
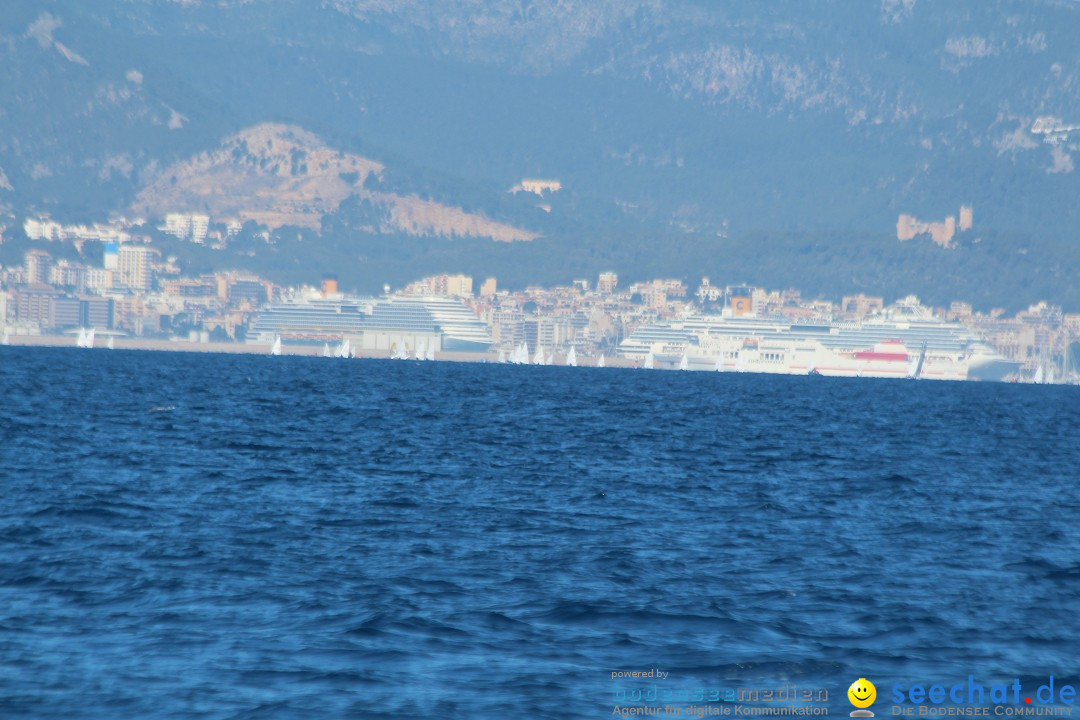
left=107, top=336, right=114, bottom=350
left=1, top=328, right=9, bottom=346
left=426, top=344, right=435, bottom=361
left=322, top=343, right=331, bottom=357
left=85, top=328, right=96, bottom=349
left=417, top=339, right=427, bottom=361
left=644, top=351, right=654, bottom=370
left=335, top=338, right=350, bottom=359
left=714, top=355, right=723, bottom=372
left=597, top=353, right=605, bottom=368
left=76, top=328, right=87, bottom=348
left=735, top=352, right=747, bottom=373
left=498, top=349, right=506, bottom=363
left=1033, top=366, right=1044, bottom=384
left=534, top=346, right=544, bottom=365
left=679, top=353, right=688, bottom=371
left=270, top=335, right=282, bottom=356
left=1048, top=368, right=1056, bottom=385
left=807, top=361, right=815, bottom=375
left=566, top=346, right=577, bottom=367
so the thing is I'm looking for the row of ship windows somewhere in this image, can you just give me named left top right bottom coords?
left=719, top=351, right=784, bottom=362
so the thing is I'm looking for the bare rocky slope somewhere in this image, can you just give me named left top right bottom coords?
left=132, top=123, right=538, bottom=241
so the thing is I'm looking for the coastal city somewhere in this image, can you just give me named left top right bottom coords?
left=1, top=218, right=1077, bottom=383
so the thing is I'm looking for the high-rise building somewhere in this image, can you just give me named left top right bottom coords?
left=190, top=215, right=210, bottom=244
left=25, top=250, right=52, bottom=285
left=117, top=245, right=157, bottom=291
left=164, top=213, right=191, bottom=239
left=597, top=272, right=618, bottom=294
left=85, top=268, right=113, bottom=293
left=48, top=297, right=81, bottom=329
left=49, top=260, right=87, bottom=293
left=445, top=274, right=473, bottom=297
left=15, top=286, right=60, bottom=327
left=480, top=277, right=497, bottom=298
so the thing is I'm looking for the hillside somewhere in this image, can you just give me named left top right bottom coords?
left=0, top=0, right=1077, bottom=307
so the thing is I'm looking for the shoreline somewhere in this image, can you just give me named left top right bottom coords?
left=0, top=333, right=636, bottom=367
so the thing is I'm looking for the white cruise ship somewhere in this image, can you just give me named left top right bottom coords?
left=249, top=295, right=492, bottom=353
left=619, top=300, right=1019, bottom=381
left=360, top=296, right=493, bottom=353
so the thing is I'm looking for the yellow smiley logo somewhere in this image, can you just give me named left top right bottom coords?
left=848, top=678, right=876, bottom=709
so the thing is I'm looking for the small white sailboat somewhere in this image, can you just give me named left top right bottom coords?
left=498, top=349, right=506, bottom=363
left=322, top=343, right=331, bottom=358
left=86, top=328, right=95, bottom=349
left=1, top=328, right=10, bottom=346
left=644, top=351, right=654, bottom=370
left=107, top=336, right=115, bottom=350
left=1033, top=365, right=1044, bottom=384
left=597, top=353, right=605, bottom=368
left=735, top=352, right=748, bottom=373
left=714, top=355, right=723, bottom=372
left=534, top=346, right=545, bottom=365
left=416, top=339, right=427, bottom=361
left=270, top=335, right=282, bottom=356
left=76, top=328, right=87, bottom=348
left=335, top=338, right=351, bottom=359
left=678, top=352, right=689, bottom=371
left=566, top=346, right=577, bottom=367
left=426, top=344, right=435, bottom=361
left=1048, top=368, right=1056, bottom=385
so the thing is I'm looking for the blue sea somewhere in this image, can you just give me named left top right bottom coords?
left=1, top=347, right=1079, bottom=719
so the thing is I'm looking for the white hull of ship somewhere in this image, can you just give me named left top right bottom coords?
left=645, top=337, right=1017, bottom=381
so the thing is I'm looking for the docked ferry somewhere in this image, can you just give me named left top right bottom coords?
left=619, top=300, right=1019, bottom=381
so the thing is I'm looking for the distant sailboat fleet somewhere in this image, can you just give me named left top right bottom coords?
left=493, top=341, right=609, bottom=367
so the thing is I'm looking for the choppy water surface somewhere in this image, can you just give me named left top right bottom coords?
left=1, top=348, right=1078, bottom=718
